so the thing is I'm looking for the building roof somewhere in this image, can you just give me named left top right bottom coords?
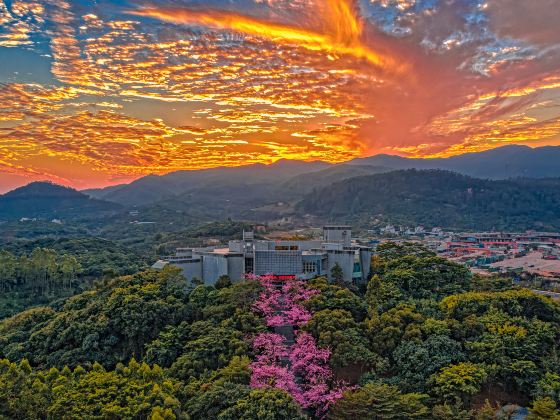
left=151, top=260, right=169, bottom=270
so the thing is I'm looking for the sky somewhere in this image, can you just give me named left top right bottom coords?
left=1, top=0, right=560, bottom=192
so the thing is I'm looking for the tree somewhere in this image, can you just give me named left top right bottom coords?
left=376, top=242, right=436, bottom=262
left=328, top=382, right=429, bottom=419
left=170, top=322, right=249, bottom=378
left=432, top=401, right=473, bottom=420
left=182, top=381, right=251, bottom=419
left=216, top=275, right=232, bottom=289
left=305, top=309, right=377, bottom=368
left=379, top=256, right=471, bottom=302
left=366, top=304, right=424, bottom=358
left=471, top=274, right=511, bottom=292
left=392, top=335, right=464, bottom=392
left=0, top=267, right=190, bottom=368
left=429, top=363, right=487, bottom=406
left=331, top=263, right=344, bottom=286
left=0, top=250, right=16, bottom=293
left=475, top=399, right=499, bottom=420
left=305, top=278, right=367, bottom=321
left=219, top=388, right=306, bottom=420
left=528, top=397, right=560, bottom=420
left=48, top=359, right=180, bottom=419
left=191, top=277, right=204, bottom=287
left=533, top=373, right=560, bottom=405
left=0, top=359, right=51, bottom=419
left=59, top=254, right=81, bottom=290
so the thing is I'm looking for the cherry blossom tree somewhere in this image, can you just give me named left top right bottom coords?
left=248, top=274, right=354, bottom=418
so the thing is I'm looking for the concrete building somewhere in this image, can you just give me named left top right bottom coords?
left=153, top=226, right=372, bottom=286
left=323, top=225, right=352, bottom=247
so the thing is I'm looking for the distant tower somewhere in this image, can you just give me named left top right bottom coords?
left=243, top=230, right=254, bottom=241
left=323, top=225, right=352, bottom=247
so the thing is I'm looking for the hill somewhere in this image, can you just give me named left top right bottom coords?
left=0, top=182, right=122, bottom=221
left=297, top=169, right=560, bottom=231
left=279, top=164, right=392, bottom=196
left=83, top=146, right=560, bottom=209
left=85, top=159, right=330, bottom=206
left=0, top=248, right=558, bottom=418
left=349, top=145, right=560, bottom=179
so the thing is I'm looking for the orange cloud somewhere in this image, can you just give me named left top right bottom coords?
left=129, top=1, right=404, bottom=74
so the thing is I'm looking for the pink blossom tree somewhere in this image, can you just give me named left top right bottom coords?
left=252, top=332, right=288, bottom=363
left=248, top=274, right=354, bottom=418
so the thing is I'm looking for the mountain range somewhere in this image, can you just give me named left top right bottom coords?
left=84, top=145, right=560, bottom=207
left=2, top=145, right=560, bottom=230
left=347, top=145, right=560, bottom=179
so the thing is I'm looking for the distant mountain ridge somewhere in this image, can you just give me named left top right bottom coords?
left=0, top=182, right=121, bottom=220
left=298, top=169, right=560, bottom=231
left=4, top=146, right=560, bottom=231
left=349, top=145, right=560, bottom=179
left=85, top=159, right=331, bottom=206
left=83, top=145, right=560, bottom=207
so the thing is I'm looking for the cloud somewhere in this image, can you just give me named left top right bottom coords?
left=486, top=0, right=560, bottom=45
left=129, top=1, right=406, bottom=74
left=0, top=0, right=559, bottom=189
left=0, top=83, right=80, bottom=121
left=0, top=1, right=44, bottom=47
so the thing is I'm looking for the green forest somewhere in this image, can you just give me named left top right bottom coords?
left=0, top=238, right=147, bottom=318
left=298, top=170, right=560, bottom=231
left=0, top=242, right=559, bottom=419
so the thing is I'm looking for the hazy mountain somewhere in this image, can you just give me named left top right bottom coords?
left=279, top=164, right=392, bottom=196
left=348, top=145, right=560, bottom=179
left=85, top=159, right=331, bottom=206
left=298, top=169, right=560, bottom=231
left=85, top=146, right=560, bottom=208
left=0, top=182, right=122, bottom=220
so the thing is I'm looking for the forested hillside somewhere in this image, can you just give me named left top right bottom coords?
left=298, top=170, right=560, bottom=230
left=6, top=169, right=560, bottom=233
left=1, top=243, right=558, bottom=419
left=0, top=182, right=121, bottom=221
left=0, top=238, right=147, bottom=318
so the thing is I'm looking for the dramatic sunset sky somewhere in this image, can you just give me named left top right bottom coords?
left=1, top=0, right=559, bottom=191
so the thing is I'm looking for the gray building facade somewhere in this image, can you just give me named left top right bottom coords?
left=153, top=226, right=372, bottom=285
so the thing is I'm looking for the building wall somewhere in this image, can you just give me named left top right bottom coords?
left=301, top=254, right=324, bottom=279
left=323, top=226, right=352, bottom=247
left=227, top=255, right=245, bottom=282
left=359, top=248, right=372, bottom=284
left=175, top=259, right=203, bottom=282
left=326, top=250, right=355, bottom=283
left=201, top=254, right=229, bottom=285
left=254, top=250, right=303, bottom=276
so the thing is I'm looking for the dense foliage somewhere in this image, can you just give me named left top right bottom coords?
left=298, top=169, right=560, bottom=230
left=0, top=239, right=146, bottom=318
left=0, top=242, right=559, bottom=419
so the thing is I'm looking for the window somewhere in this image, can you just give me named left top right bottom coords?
left=303, top=261, right=316, bottom=273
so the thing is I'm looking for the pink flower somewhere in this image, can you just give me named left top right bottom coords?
left=284, top=304, right=312, bottom=326
left=248, top=274, right=357, bottom=418
left=250, top=362, right=306, bottom=406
